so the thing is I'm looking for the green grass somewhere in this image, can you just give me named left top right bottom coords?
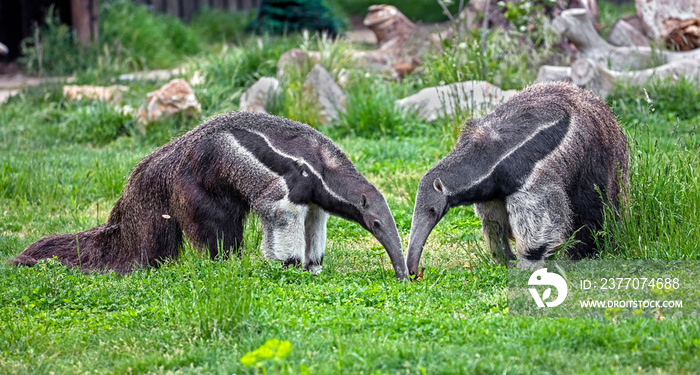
left=2, top=5, right=700, bottom=372
left=600, top=79, right=700, bottom=260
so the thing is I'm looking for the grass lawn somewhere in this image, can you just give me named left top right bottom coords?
left=2, top=2, right=700, bottom=374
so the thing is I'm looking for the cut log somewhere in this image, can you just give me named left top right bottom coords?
left=553, top=8, right=700, bottom=70
left=570, top=57, right=700, bottom=98
left=567, top=0, right=600, bottom=27
left=608, top=17, right=649, bottom=47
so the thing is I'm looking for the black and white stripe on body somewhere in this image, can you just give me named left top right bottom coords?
left=406, top=81, right=629, bottom=275
left=13, top=112, right=409, bottom=280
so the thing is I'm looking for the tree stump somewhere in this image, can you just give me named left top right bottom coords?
left=608, top=16, right=649, bottom=47
left=569, top=57, right=700, bottom=98
left=553, top=8, right=700, bottom=70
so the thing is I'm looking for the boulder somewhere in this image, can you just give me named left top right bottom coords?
left=239, top=77, right=280, bottom=113
left=303, top=64, right=345, bottom=124
left=137, top=79, right=200, bottom=124
left=396, top=81, right=518, bottom=122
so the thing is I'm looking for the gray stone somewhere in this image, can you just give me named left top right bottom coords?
left=239, top=77, right=280, bottom=114
left=303, top=64, right=346, bottom=124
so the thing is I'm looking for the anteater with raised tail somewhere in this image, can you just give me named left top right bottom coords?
left=406, top=81, right=629, bottom=274
left=12, top=112, right=409, bottom=280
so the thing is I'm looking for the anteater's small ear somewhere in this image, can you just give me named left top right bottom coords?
left=433, top=178, right=445, bottom=194
left=361, top=194, right=368, bottom=209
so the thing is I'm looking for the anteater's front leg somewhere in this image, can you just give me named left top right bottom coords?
left=474, top=200, right=516, bottom=266
left=257, top=196, right=309, bottom=267
left=304, top=204, right=329, bottom=274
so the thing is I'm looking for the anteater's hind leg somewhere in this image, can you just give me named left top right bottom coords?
left=566, top=178, right=609, bottom=260
left=201, top=199, right=248, bottom=261
left=506, top=184, right=573, bottom=270
left=180, top=186, right=249, bottom=261
left=304, top=204, right=329, bottom=274
left=474, top=200, right=516, bottom=266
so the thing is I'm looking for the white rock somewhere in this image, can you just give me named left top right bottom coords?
left=0, top=89, right=19, bottom=105
left=118, top=68, right=184, bottom=82
left=63, top=85, right=129, bottom=103
left=396, top=81, right=518, bottom=122
left=239, top=77, right=280, bottom=114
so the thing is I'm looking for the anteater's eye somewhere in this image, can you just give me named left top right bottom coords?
left=373, top=220, right=381, bottom=229
left=302, top=170, right=309, bottom=177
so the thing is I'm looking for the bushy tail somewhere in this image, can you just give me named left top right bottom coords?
left=10, top=224, right=122, bottom=272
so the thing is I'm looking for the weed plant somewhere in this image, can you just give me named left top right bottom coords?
left=333, top=72, right=432, bottom=138
left=421, top=28, right=562, bottom=90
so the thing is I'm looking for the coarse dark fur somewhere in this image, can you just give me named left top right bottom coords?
left=406, top=81, right=629, bottom=274
left=12, top=112, right=408, bottom=279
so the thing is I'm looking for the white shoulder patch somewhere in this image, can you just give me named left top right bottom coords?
left=248, top=130, right=352, bottom=207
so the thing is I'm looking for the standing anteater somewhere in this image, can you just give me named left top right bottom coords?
left=12, top=112, right=409, bottom=280
left=406, top=81, right=629, bottom=274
